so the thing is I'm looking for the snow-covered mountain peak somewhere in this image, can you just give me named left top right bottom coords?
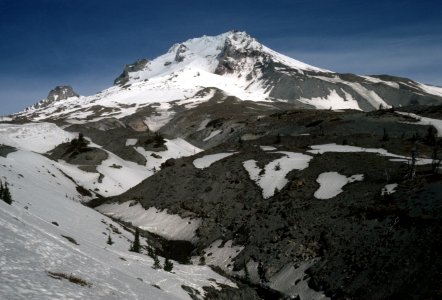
left=27, top=85, right=79, bottom=111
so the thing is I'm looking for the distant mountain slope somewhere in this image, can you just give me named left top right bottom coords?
left=13, top=31, right=442, bottom=125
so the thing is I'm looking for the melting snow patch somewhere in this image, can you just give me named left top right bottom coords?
left=269, top=261, right=329, bottom=299
left=135, top=138, right=202, bottom=171
left=396, top=111, right=442, bottom=137
left=298, top=89, right=361, bottom=111
left=125, top=138, right=138, bottom=146
left=97, top=202, right=201, bottom=241
left=314, top=172, right=363, bottom=199
left=308, top=143, right=433, bottom=165
left=260, top=145, right=277, bottom=151
left=382, top=183, right=398, bottom=195
left=193, top=152, right=237, bottom=169
left=243, top=152, right=312, bottom=199
left=144, top=103, right=175, bottom=132
left=0, top=122, right=75, bottom=153
left=194, top=240, right=244, bottom=272
left=203, top=130, right=222, bottom=142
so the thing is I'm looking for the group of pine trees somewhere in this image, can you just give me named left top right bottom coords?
left=0, top=180, right=12, bottom=205
left=128, top=228, right=174, bottom=271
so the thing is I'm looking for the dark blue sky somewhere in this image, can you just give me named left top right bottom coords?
left=1, top=0, right=441, bottom=114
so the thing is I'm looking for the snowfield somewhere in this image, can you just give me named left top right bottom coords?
left=0, top=122, right=75, bottom=153
left=192, top=152, right=237, bottom=169
left=308, top=143, right=433, bottom=165
left=243, top=151, right=312, bottom=199
left=97, top=202, right=201, bottom=242
left=0, top=149, right=236, bottom=300
left=314, top=172, right=364, bottom=199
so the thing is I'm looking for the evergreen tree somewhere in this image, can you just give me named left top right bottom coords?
left=107, top=233, right=114, bottom=245
left=0, top=181, right=3, bottom=198
left=2, top=182, right=12, bottom=205
left=163, top=257, right=174, bottom=272
left=147, top=246, right=155, bottom=258
left=153, top=252, right=161, bottom=269
left=244, top=262, right=250, bottom=282
left=129, top=228, right=141, bottom=253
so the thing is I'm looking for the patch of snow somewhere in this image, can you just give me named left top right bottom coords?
left=125, top=139, right=138, bottom=146
left=203, top=130, right=222, bottom=142
left=193, top=152, right=237, bottom=169
left=362, top=76, right=400, bottom=89
left=197, top=118, right=211, bottom=131
left=135, top=138, right=202, bottom=171
left=0, top=149, right=235, bottom=299
left=269, top=261, right=329, bottom=300
left=345, top=82, right=390, bottom=109
left=314, top=172, right=364, bottom=199
left=243, top=151, right=313, bottom=199
left=299, top=89, right=361, bottom=111
left=192, top=240, right=244, bottom=272
left=382, top=183, right=398, bottom=195
left=396, top=111, right=442, bottom=137
left=260, top=146, right=277, bottom=151
left=97, top=202, right=201, bottom=242
left=308, top=143, right=433, bottom=165
left=144, top=102, right=175, bottom=132
left=0, top=122, right=75, bottom=153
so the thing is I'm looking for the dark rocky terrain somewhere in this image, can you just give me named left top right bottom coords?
left=86, top=104, right=442, bottom=300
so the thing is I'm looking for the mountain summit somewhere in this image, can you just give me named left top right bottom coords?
left=17, top=31, right=442, bottom=121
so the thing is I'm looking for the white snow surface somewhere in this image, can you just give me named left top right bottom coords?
left=269, top=261, right=328, bottom=300
left=260, top=145, right=278, bottom=151
left=0, top=122, right=75, bottom=153
left=135, top=138, right=202, bottom=171
left=203, top=130, right=222, bottom=142
left=243, top=151, right=312, bottom=199
left=298, top=89, right=361, bottom=110
left=314, top=172, right=364, bottom=199
left=97, top=202, right=201, bottom=242
left=308, top=143, right=433, bottom=165
left=396, top=111, right=442, bottom=137
left=0, top=150, right=235, bottom=300
left=193, top=152, right=237, bottom=169
left=382, top=183, right=398, bottom=195
left=192, top=240, right=244, bottom=272
left=125, top=138, right=137, bottom=146
left=17, top=31, right=332, bottom=123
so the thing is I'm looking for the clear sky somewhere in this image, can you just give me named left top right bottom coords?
left=1, top=0, right=441, bottom=115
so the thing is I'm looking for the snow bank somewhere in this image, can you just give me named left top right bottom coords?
left=269, top=261, right=329, bottom=299
left=314, top=172, right=364, bottom=199
left=396, top=111, right=442, bottom=137
left=193, top=152, right=237, bottom=169
left=135, top=138, right=202, bottom=171
left=382, top=183, right=398, bottom=195
left=308, top=143, right=433, bottom=165
left=260, top=145, right=277, bottom=151
left=0, top=149, right=235, bottom=300
left=203, top=129, right=222, bottom=141
left=193, top=240, right=244, bottom=272
left=299, top=89, right=361, bottom=110
left=0, top=122, right=75, bottom=153
left=97, top=202, right=201, bottom=241
left=243, top=151, right=312, bottom=199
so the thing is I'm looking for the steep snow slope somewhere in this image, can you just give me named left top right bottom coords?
left=0, top=149, right=236, bottom=300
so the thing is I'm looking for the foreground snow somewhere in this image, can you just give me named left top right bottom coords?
left=0, top=150, right=235, bottom=299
